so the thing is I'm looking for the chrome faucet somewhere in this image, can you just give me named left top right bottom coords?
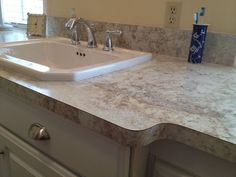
left=65, top=17, right=97, bottom=48
left=103, top=30, right=122, bottom=51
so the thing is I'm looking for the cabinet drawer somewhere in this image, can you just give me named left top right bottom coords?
left=0, top=126, right=78, bottom=177
left=0, top=90, right=130, bottom=177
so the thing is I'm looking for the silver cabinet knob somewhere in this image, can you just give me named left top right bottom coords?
left=28, top=123, right=50, bottom=140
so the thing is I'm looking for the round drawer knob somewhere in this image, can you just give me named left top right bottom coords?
left=28, top=123, right=50, bottom=140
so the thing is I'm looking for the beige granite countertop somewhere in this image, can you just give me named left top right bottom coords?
left=0, top=29, right=40, bottom=43
left=0, top=54, right=236, bottom=163
left=0, top=32, right=235, bottom=163
left=0, top=30, right=28, bottom=43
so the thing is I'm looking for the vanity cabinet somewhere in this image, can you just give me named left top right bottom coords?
left=147, top=140, right=236, bottom=177
left=1, top=89, right=235, bottom=177
left=0, top=90, right=131, bottom=177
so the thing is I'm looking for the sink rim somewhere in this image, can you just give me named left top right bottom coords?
left=0, top=37, right=153, bottom=81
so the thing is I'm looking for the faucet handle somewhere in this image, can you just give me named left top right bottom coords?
left=89, top=24, right=96, bottom=32
left=65, top=17, right=78, bottom=30
left=103, top=30, right=122, bottom=51
left=106, top=30, right=122, bottom=36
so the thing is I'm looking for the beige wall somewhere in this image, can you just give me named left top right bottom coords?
left=46, top=0, right=236, bottom=35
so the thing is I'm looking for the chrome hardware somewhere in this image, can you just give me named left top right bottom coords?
left=71, top=27, right=80, bottom=45
left=28, top=123, right=50, bottom=140
left=65, top=17, right=97, bottom=48
left=103, top=30, right=122, bottom=51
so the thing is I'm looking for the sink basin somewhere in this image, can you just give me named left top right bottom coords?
left=0, top=38, right=152, bottom=81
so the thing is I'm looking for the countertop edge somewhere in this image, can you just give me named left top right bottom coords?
left=0, top=75, right=235, bottom=163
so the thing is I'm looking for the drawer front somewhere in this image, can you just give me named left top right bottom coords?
left=0, top=126, right=78, bottom=177
left=0, top=90, right=130, bottom=177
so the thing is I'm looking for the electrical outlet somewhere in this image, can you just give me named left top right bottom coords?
left=165, top=2, right=182, bottom=28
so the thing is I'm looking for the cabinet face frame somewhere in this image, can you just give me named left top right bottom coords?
left=0, top=126, right=80, bottom=177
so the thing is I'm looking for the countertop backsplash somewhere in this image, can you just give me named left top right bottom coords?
left=46, top=16, right=236, bottom=67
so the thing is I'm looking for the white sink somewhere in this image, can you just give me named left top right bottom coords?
left=0, top=38, right=152, bottom=81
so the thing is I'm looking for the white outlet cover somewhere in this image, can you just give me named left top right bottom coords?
left=165, top=2, right=182, bottom=28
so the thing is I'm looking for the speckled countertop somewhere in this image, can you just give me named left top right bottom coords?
left=0, top=33, right=236, bottom=163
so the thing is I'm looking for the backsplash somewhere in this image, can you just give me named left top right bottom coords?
left=47, top=16, right=236, bottom=66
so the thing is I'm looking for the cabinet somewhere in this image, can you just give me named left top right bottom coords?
left=1, top=88, right=234, bottom=177
left=0, top=90, right=131, bottom=177
left=0, top=126, right=78, bottom=177
left=147, top=140, right=236, bottom=177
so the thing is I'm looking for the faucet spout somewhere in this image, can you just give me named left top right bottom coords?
left=65, top=17, right=97, bottom=48
left=77, top=18, right=97, bottom=48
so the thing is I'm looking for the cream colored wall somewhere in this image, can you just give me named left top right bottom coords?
left=46, top=0, right=236, bottom=34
